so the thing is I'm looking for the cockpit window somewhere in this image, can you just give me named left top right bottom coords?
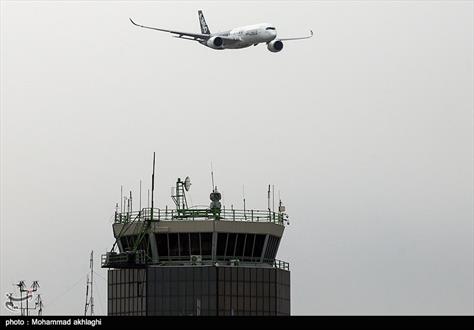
left=266, top=27, right=276, bottom=30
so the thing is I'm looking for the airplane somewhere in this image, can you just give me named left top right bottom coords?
left=129, top=10, right=313, bottom=52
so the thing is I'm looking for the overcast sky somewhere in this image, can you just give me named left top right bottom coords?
left=1, top=0, right=473, bottom=315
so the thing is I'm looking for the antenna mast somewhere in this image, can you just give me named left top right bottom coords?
left=211, top=163, right=215, bottom=191
left=84, top=250, right=94, bottom=316
left=151, top=152, right=156, bottom=221
left=272, top=184, right=275, bottom=213
left=243, top=185, right=246, bottom=217
left=267, top=185, right=271, bottom=211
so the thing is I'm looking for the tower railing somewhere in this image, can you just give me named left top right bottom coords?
left=114, top=207, right=288, bottom=225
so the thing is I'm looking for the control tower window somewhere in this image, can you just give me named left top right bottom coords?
left=236, top=234, right=246, bottom=258
left=168, top=233, right=179, bottom=256
left=226, top=233, right=237, bottom=258
left=253, top=234, right=265, bottom=258
left=156, top=234, right=168, bottom=258
left=190, top=233, right=200, bottom=255
left=179, top=233, right=190, bottom=256
left=244, top=234, right=255, bottom=258
left=217, top=233, right=227, bottom=256
left=201, top=233, right=212, bottom=256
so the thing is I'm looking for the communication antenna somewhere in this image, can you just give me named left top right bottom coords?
left=272, top=184, right=275, bottom=213
left=278, top=190, right=286, bottom=213
left=139, top=180, right=142, bottom=211
left=172, top=177, right=190, bottom=210
left=35, top=295, right=43, bottom=316
left=120, top=185, right=123, bottom=213
left=90, top=251, right=94, bottom=316
left=16, top=281, right=25, bottom=316
left=84, top=251, right=94, bottom=316
left=267, top=185, right=271, bottom=211
left=243, top=185, right=246, bottom=217
left=151, top=152, right=156, bottom=218
left=11, top=281, right=40, bottom=316
left=84, top=275, right=89, bottom=316
left=210, top=162, right=215, bottom=191
left=129, top=191, right=133, bottom=213
left=184, top=176, right=192, bottom=191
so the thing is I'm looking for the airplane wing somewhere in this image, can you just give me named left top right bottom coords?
left=130, top=18, right=210, bottom=41
left=279, top=30, right=314, bottom=41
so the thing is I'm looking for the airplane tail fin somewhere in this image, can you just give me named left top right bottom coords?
left=198, top=10, right=211, bottom=34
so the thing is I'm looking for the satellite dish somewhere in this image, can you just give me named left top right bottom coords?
left=184, top=176, right=191, bottom=191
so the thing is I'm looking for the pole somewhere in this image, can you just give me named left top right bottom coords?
left=272, top=184, right=275, bottom=213
left=267, top=185, right=271, bottom=211
left=151, top=152, right=155, bottom=221
left=90, top=251, right=94, bottom=316
left=211, top=163, right=215, bottom=191
left=20, top=285, right=23, bottom=316
left=120, top=185, right=123, bottom=213
left=84, top=275, right=89, bottom=316
left=26, top=290, right=28, bottom=316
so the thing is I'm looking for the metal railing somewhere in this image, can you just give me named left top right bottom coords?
left=102, top=251, right=289, bottom=271
left=114, top=207, right=288, bottom=225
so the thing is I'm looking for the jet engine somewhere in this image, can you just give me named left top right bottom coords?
left=206, top=36, right=224, bottom=49
left=267, top=40, right=283, bottom=52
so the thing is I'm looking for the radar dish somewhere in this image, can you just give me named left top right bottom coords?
left=184, top=176, right=191, bottom=191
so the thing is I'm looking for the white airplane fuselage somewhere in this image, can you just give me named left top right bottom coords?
left=210, top=23, right=277, bottom=49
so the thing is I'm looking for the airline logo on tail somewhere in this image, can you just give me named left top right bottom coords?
left=198, top=10, right=211, bottom=34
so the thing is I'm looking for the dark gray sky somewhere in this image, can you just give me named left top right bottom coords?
left=1, top=0, right=473, bottom=315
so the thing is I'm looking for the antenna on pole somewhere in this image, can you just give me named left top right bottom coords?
left=272, top=184, right=275, bottom=213
left=90, top=251, right=94, bottom=316
left=120, top=185, right=123, bottom=213
left=151, top=152, right=156, bottom=221
left=84, top=274, right=89, bottom=315
left=139, top=180, right=142, bottom=211
left=267, top=185, right=271, bottom=211
left=243, top=185, right=246, bottom=216
left=211, top=162, right=215, bottom=191
left=84, top=251, right=94, bottom=316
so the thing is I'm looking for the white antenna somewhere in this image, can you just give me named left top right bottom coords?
left=272, top=185, right=275, bottom=213
left=267, top=185, right=271, bottom=211
left=139, top=180, right=142, bottom=211
left=243, top=185, right=246, bottom=215
left=211, top=162, right=215, bottom=190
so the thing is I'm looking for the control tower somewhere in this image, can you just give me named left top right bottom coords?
left=102, top=173, right=290, bottom=316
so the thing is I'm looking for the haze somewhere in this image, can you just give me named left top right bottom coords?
left=1, top=0, right=473, bottom=315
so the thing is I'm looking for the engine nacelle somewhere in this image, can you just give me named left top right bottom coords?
left=267, top=40, right=284, bottom=52
left=206, top=36, right=224, bottom=49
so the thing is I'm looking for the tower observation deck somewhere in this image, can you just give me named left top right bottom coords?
left=102, top=175, right=291, bottom=316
